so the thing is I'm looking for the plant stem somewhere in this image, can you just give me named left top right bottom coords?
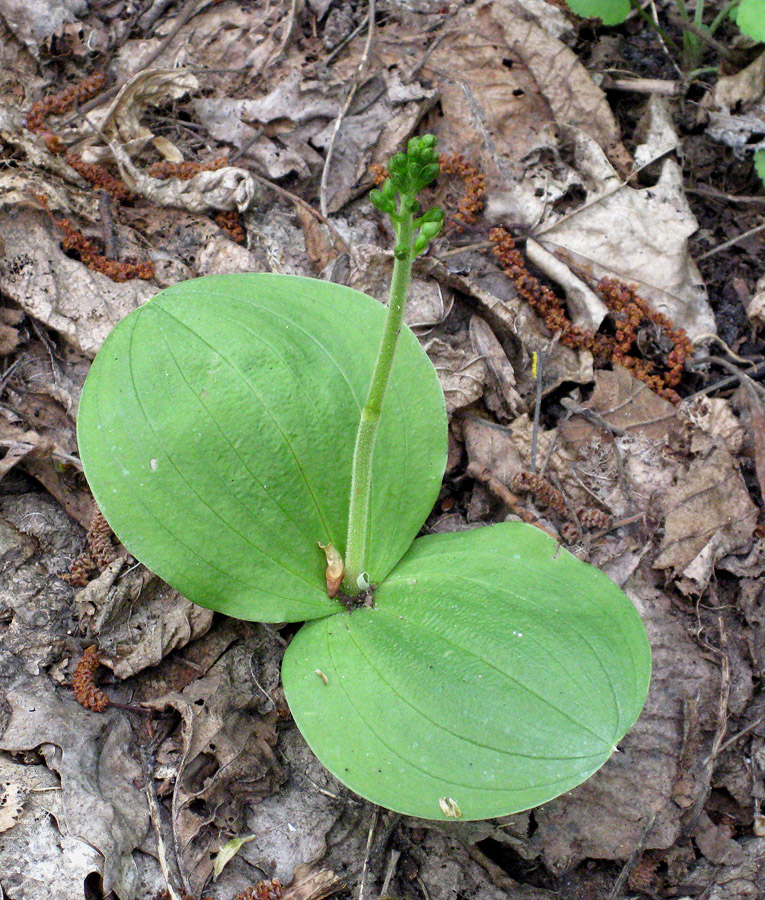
left=342, top=202, right=415, bottom=594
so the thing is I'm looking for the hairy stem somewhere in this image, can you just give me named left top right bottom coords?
left=342, top=204, right=415, bottom=593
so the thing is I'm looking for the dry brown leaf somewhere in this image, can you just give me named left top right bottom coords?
left=559, top=365, right=678, bottom=448
left=487, top=0, right=626, bottom=166
left=469, top=315, right=523, bottom=421
left=145, top=636, right=286, bottom=894
left=654, top=446, right=758, bottom=592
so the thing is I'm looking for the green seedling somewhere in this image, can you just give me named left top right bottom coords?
left=565, top=0, right=765, bottom=68
left=77, top=136, right=651, bottom=821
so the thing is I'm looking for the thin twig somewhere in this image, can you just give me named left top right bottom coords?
left=379, top=849, right=401, bottom=897
left=325, top=13, right=370, bottom=66
left=319, top=0, right=376, bottom=218
left=696, top=220, right=765, bottom=261
left=139, top=744, right=183, bottom=900
left=358, top=807, right=379, bottom=900
left=607, top=810, right=660, bottom=900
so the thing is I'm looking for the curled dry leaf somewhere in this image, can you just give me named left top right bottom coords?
left=468, top=315, right=523, bottom=421
left=423, top=334, right=487, bottom=414
left=109, top=139, right=259, bottom=213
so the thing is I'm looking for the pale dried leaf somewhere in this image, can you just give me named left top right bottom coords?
left=633, top=95, right=682, bottom=168
left=0, top=780, right=25, bottom=833
left=0, top=677, right=150, bottom=896
left=713, top=49, right=765, bottom=110
left=0, top=208, right=152, bottom=357
left=680, top=396, right=746, bottom=455
left=748, top=275, right=765, bottom=328
left=539, top=138, right=714, bottom=338
left=0, top=0, right=86, bottom=56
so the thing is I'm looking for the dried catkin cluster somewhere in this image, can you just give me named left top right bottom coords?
left=26, top=73, right=155, bottom=280
left=510, top=470, right=612, bottom=534
left=511, top=470, right=567, bottom=516
left=439, top=153, right=486, bottom=228
left=72, top=645, right=110, bottom=712
left=490, top=227, right=693, bottom=403
left=25, top=71, right=108, bottom=133
left=88, top=509, right=118, bottom=567
left=63, top=508, right=119, bottom=586
left=64, top=153, right=134, bottom=202
left=234, top=881, right=283, bottom=900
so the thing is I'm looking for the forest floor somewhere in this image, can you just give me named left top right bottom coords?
left=0, top=1, right=764, bottom=899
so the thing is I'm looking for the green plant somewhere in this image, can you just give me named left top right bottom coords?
left=77, top=136, right=651, bottom=821
left=564, top=0, right=765, bottom=67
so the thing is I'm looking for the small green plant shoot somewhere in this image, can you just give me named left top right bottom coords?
left=77, top=136, right=651, bottom=821
left=564, top=0, right=765, bottom=43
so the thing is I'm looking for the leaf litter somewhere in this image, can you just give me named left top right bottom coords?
left=0, top=0, right=763, bottom=898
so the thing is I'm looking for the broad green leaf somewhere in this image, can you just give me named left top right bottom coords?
left=735, top=0, right=765, bottom=41
left=564, top=0, right=631, bottom=25
left=78, top=274, right=447, bottom=622
left=282, top=522, right=651, bottom=820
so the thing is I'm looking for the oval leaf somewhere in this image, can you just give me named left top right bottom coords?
left=564, top=0, right=631, bottom=25
left=282, top=522, right=651, bottom=819
left=735, top=0, right=765, bottom=41
left=78, top=274, right=446, bottom=622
